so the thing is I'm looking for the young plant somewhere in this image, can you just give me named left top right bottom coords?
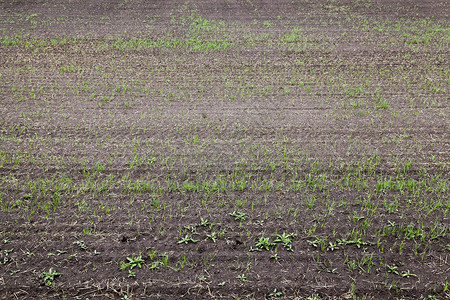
left=269, top=288, right=283, bottom=298
left=127, top=255, right=145, bottom=269
left=42, top=268, right=62, bottom=286
left=178, top=234, right=198, bottom=244
left=236, top=273, right=247, bottom=282
left=274, top=232, right=296, bottom=251
left=230, top=210, right=246, bottom=221
left=255, top=236, right=276, bottom=251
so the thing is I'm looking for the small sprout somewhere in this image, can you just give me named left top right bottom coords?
left=128, top=270, right=136, bottom=277
left=307, top=236, right=327, bottom=250
left=178, top=234, right=198, bottom=244
left=386, top=264, right=399, bottom=275
left=178, top=255, right=187, bottom=269
left=249, top=246, right=262, bottom=252
left=401, top=270, right=417, bottom=278
left=73, top=240, right=87, bottom=251
left=274, top=232, right=296, bottom=250
left=230, top=210, right=246, bottom=221
left=255, top=236, right=276, bottom=251
left=328, top=242, right=339, bottom=251
left=183, top=225, right=198, bottom=234
left=274, top=232, right=294, bottom=244
left=127, top=255, right=145, bottom=269
left=206, top=232, right=218, bottom=243
left=327, top=268, right=338, bottom=274
left=42, top=268, right=62, bottom=286
left=119, top=261, right=129, bottom=271
left=270, top=253, right=280, bottom=261
left=150, top=261, right=160, bottom=270
left=387, top=220, right=396, bottom=227
left=236, top=274, right=247, bottom=282
left=269, top=288, right=283, bottom=298
left=160, top=253, right=169, bottom=267
left=4, top=249, right=14, bottom=255
left=336, top=238, right=373, bottom=248
left=67, top=253, right=77, bottom=260
left=199, top=217, right=211, bottom=227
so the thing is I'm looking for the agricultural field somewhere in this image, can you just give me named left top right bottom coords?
left=0, top=0, right=449, bottom=299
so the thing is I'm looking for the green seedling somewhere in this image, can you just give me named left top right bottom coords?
left=236, top=274, right=247, bottom=282
left=401, top=270, right=417, bottom=278
left=10, top=270, right=20, bottom=275
left=119, top=261, right=129, bottom=271
left=206, top=232, right=218, bottom=243
left=198, top=217, right=211, bottom=227
left=178, top=234, right=198, bottom=244
left=336, top=238, right=373, bottom=248
left=230, top=210, right=246, bottom=221
left=274, top=232, right=296, bottom=251
left=57, top=250, right=67, bottom=255
left=386, top=264, right=399, bottom=275
left=255, top=236, right=276, bottom=251
left=73, top=240, right=87, bottom=250
left=150, top=261, right=160, bottom=270
left=307, top=236, right=328, bottom=251
left=160, top=253, right=169, bottom=267
left=42, top=268, right=62, bottom=286
left=269, top=288, right=283, bottom=298
left=127, top=255, right=145, bottom=269
left=328, top=242, right=339, bottom=251
left=307, top=294, right=321, bottom=300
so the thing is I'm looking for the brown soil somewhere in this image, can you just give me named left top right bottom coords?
left=0, top=0, right=449, bottom=299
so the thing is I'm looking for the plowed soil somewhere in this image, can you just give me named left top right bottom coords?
left=0, top=0, right=449, bottom=299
